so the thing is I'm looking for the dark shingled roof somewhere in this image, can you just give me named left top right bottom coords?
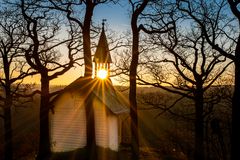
left=91, top=78, right=129, bottom=114
left=52, top=77, right=129, bottom=115
left=93, top=27, right=112, bottom=63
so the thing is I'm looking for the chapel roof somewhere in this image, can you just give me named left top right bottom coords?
left=52, top=77, right=129, bottom=115
left=91, top=79, right=129, bottom=114
left=93, top=21, right=112, bottom=63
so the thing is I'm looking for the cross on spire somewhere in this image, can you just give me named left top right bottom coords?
left=102, top=19, right=107, bottom=30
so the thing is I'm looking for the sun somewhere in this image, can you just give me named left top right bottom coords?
left=97, top=69, right=108, bottom=79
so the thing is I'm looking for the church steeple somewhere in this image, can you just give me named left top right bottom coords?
left=93, top=19, right=112, bottom=79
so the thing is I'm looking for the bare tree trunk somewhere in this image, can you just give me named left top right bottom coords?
left=37, top=73, right=50, bottom=160
left=85, top=96, right=97, bottom=160
left=3, top=87, right=13, bottom=160
left=194, top=85, right=204, bottom=160
left=82, top=2, right=96, bottom=159
left=205, top=118, right=210, bottom=160
left=129, top=67, right=139, bottom=160
left=232, top=50, right=240, bottom=160
left=129, top=1, right=150, bottom=158
left=83, top=2, right=94, bottom=78
left=130, top=20, right=140, bottom=160
left=2, top=48, right=13, bottom=160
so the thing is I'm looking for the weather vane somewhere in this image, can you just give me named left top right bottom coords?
left=102, top=19, right=107, bottom=29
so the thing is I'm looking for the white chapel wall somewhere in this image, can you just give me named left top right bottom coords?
left=108, top=114, right=118, bottom=151
left=49, top=92, right=86, bottom=152
left=93, top=97, right=109, bottom=148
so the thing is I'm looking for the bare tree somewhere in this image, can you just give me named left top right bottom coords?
left=175, top=0, right=238, bottom=159
left=18, top=0, right=81, bottom=159
left=127, top=0, right=176, bottom=159
left=0, top=7, right=37, bottom=160
left=128, top=0, right=150, bottom=159
left=137, top=14, right=232, bottom=159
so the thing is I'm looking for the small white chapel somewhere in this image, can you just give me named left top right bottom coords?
left=49, top=21, right=129, bottom=160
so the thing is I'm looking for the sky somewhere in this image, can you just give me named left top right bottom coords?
left=93, top=1, right=130, bottom=31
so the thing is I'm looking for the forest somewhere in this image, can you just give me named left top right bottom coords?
left=0, top=0, right=239, bottom=160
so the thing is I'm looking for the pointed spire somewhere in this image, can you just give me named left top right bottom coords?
left=93, top=19, right=112, bottom=63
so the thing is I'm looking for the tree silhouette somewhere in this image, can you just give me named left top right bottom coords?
left=127, top=0, right=175, bottom=159
left=128, top=0, right=150, bottom=159
left=176, top=0, right=238, bottom=159
left=19, top=0, right=80, bottom=159
left=137, top=14, right=231, bottom=159
left=0, top=7, right=38, bottom=160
